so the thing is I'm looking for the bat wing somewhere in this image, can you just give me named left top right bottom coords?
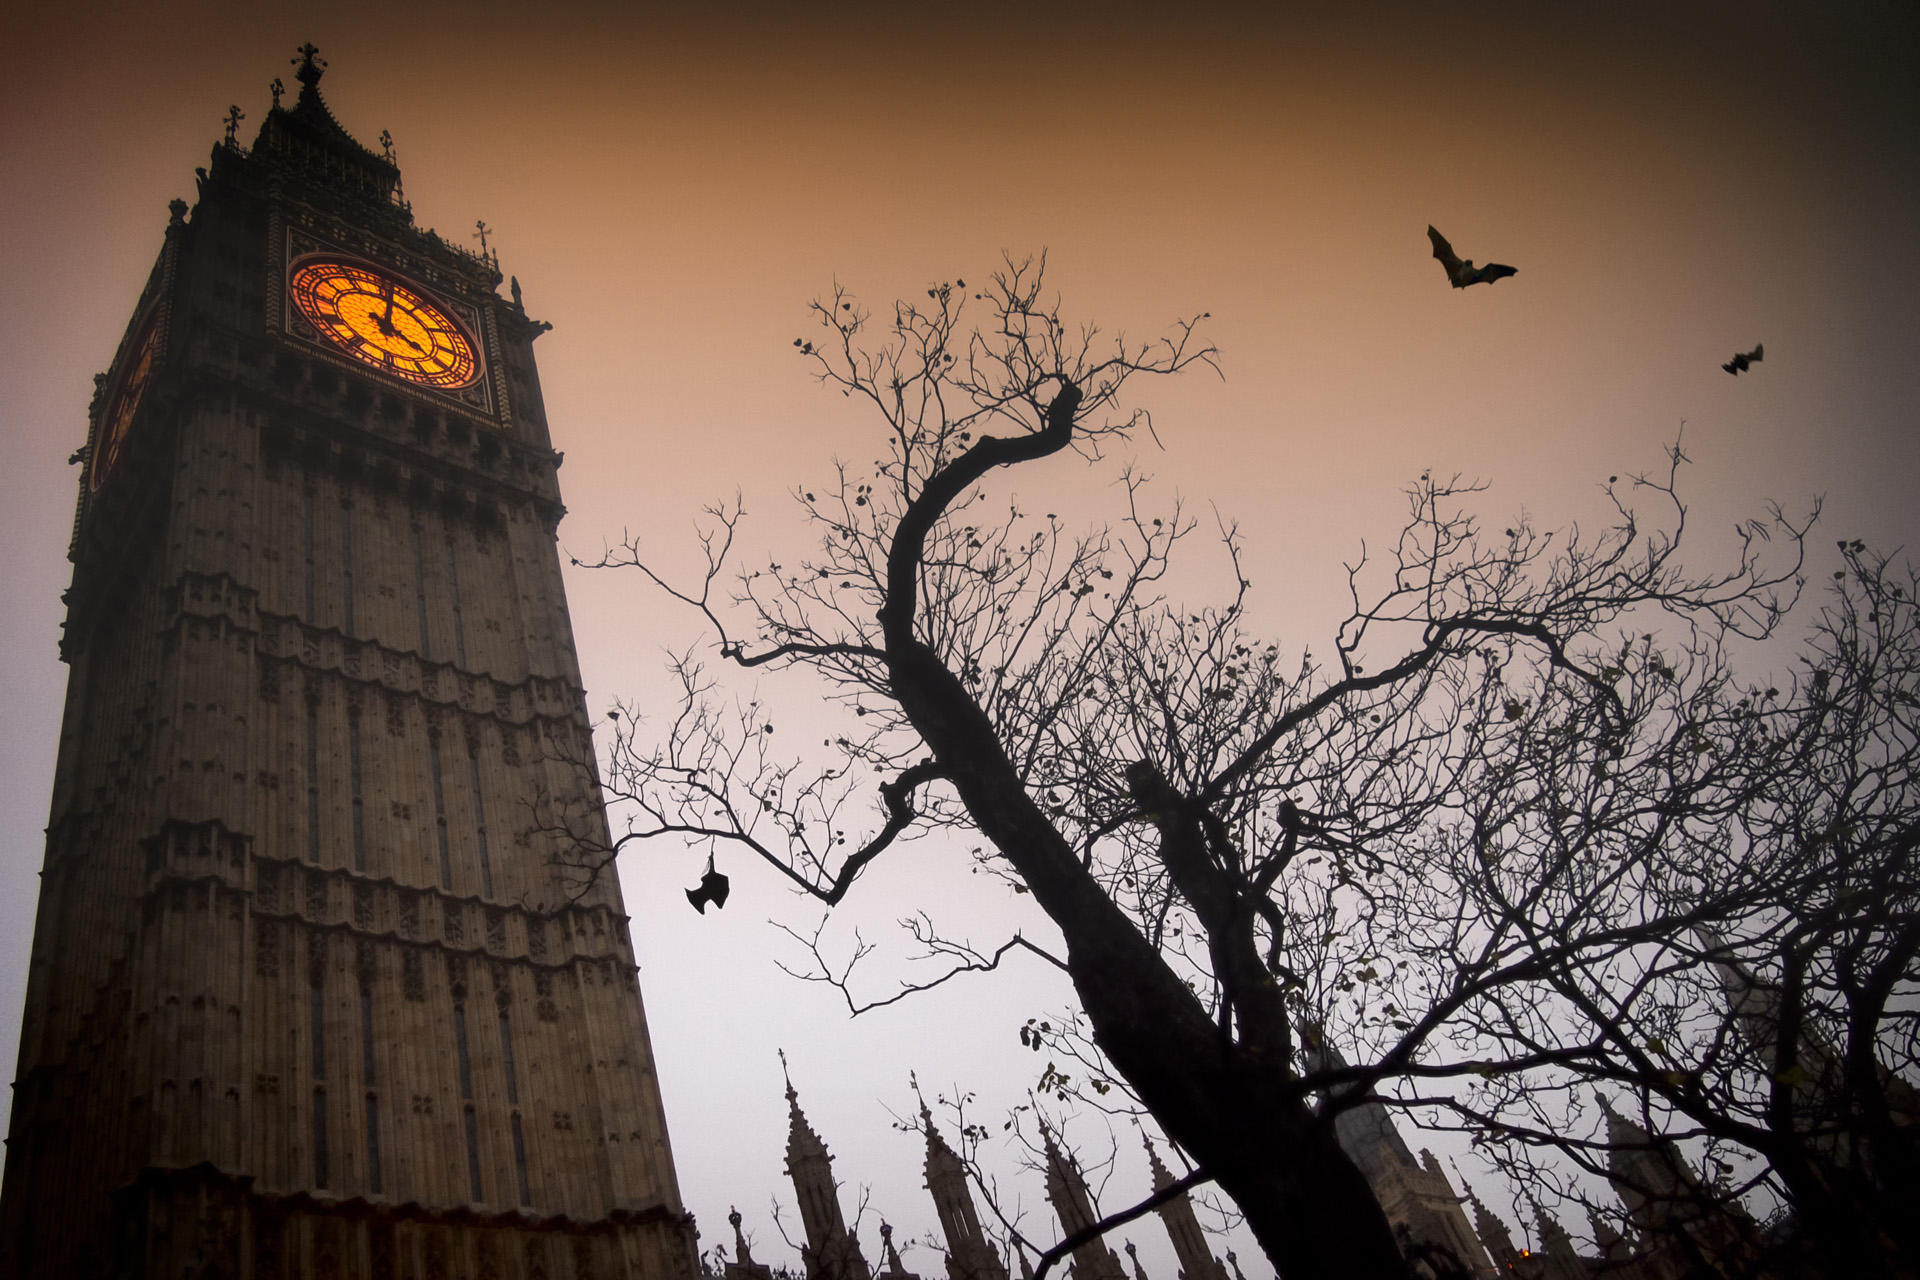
left=1749, top=343, right=1763, bottom=363
left=1474, top=262, right=1518, bottom=285
left=1427, top=226, right=1464, bottom=278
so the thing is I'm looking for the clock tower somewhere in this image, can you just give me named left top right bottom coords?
left=1, top=47, right=697, bottom=1280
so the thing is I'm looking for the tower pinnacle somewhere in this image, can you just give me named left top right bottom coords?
left=293, top=42, right=326, bottom=89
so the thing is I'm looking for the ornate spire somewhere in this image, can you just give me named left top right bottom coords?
left=1139, top=1133, right=1226, bottom=1280
left=1532, top=1202, right=1586, bottom=1280
left=292, top=41, right=326, bottom=89
left=1587, top=1206, right=1632, bottom=1263
left=781, top=1062, right=872, bottom=1280
left=732, top=1207, right=756, bottom=1267
left=1143, top=1132, right=1174, bottom=1192
left=249, top=42, right=401, bottom=208
left=1038, top=1121, right=1126, bottom=1280
left=725, top=1207, right=775, bottom=1280
left=919, top=1099, right=1007, bottom=1280
left=1465, top=1187, right=1520, bottom=1270
left=878, top=1224, right=919, bottom=1280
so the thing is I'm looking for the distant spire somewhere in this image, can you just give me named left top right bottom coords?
left=879, top=1224, right=919, bottom=1280
left=1124, top=1242, right=1149, bottom=1280
left=1039, top=1121, right=1126, bottom=1280
left=1586, top=1206, right=1631, bottom=1262
left=1142, top=1132, right=1174, bottom=1192
left=1464, top=1186, right=1519, bottom=1269
left=1139, top=1132, right=1226, bottom=1280
left=919, top=1095, right=1007, bottom=1280
left=732, top=1206, right=756, bottom=1267
left=780, top=1062, right=872, bottom=1280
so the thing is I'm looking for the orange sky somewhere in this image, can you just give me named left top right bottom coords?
left=3, top=1, right=1916, bottom=1265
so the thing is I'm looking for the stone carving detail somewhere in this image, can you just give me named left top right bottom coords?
left=307, top=931, right=328, bottom=987
left=534, top=970, right=558, bottom=1023
left=403, top=949, right=427, bottom=1001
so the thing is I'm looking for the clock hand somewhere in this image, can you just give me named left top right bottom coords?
left=387, top=318, right=427, bottom=354
left=377, top=280, right=398, bottom=337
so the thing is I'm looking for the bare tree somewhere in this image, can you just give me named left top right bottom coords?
left=538, top=256, right=1906, bottom=1279
left=1421, top=540, right=1920, bottom=1279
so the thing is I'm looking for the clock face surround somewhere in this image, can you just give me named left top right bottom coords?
left=90, top=310, right=160, bottom=492
left=287, top=256, right=482, bottom=389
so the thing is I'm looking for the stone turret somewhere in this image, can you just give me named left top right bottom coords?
left=1039, top=1124, right=1127, bottom=1280
left=1586, top=1207, right=1632, bottom=1267
left=1596, top=1093, right=1760, bottom=1276
left=784, top=1071, right=874, bottom=1280
left=879, top=1224, right=921, bottom=1280
left=922, top=1104, right=1009, bottom=1280
left=725, top=1207, right=775, bottom=1280
left=1467, top=1189, right=1522, bottom=1274
left=1142, top=1135, right=1228, bottom=1280
left=1295, top=1025, right=1495, bottom=1274
left=1529, top=1203, right=1586, bottom=1280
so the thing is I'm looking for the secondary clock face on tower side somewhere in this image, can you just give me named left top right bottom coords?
left=288, top=257, right=482, bottom=389
left=89, top=312, right=159, bottom=492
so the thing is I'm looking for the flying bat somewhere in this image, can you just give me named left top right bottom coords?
left=1722, top=344, right=1763, bottom=375
left=1427, top=226, right=1518, bottom=289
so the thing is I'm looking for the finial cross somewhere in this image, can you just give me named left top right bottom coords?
left=473, top=220, right=492, bottom=257
left=380, top=129, right=395, bottom=162
left=292, top=42, right=326, bottom=87
left=270, top=77, right=284, bottom=109
left=224, top=105, right=245, bottom=146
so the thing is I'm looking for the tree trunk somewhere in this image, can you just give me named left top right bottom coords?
left=885, top=634, right=1413, bottom=1279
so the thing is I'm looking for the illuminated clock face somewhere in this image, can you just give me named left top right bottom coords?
left=288, top=258, right=481, bottom=389
left=90, top=315, right=159, bottom=492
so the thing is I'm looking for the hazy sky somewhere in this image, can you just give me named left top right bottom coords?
left=3, top=1, right=1916, bottom=1269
